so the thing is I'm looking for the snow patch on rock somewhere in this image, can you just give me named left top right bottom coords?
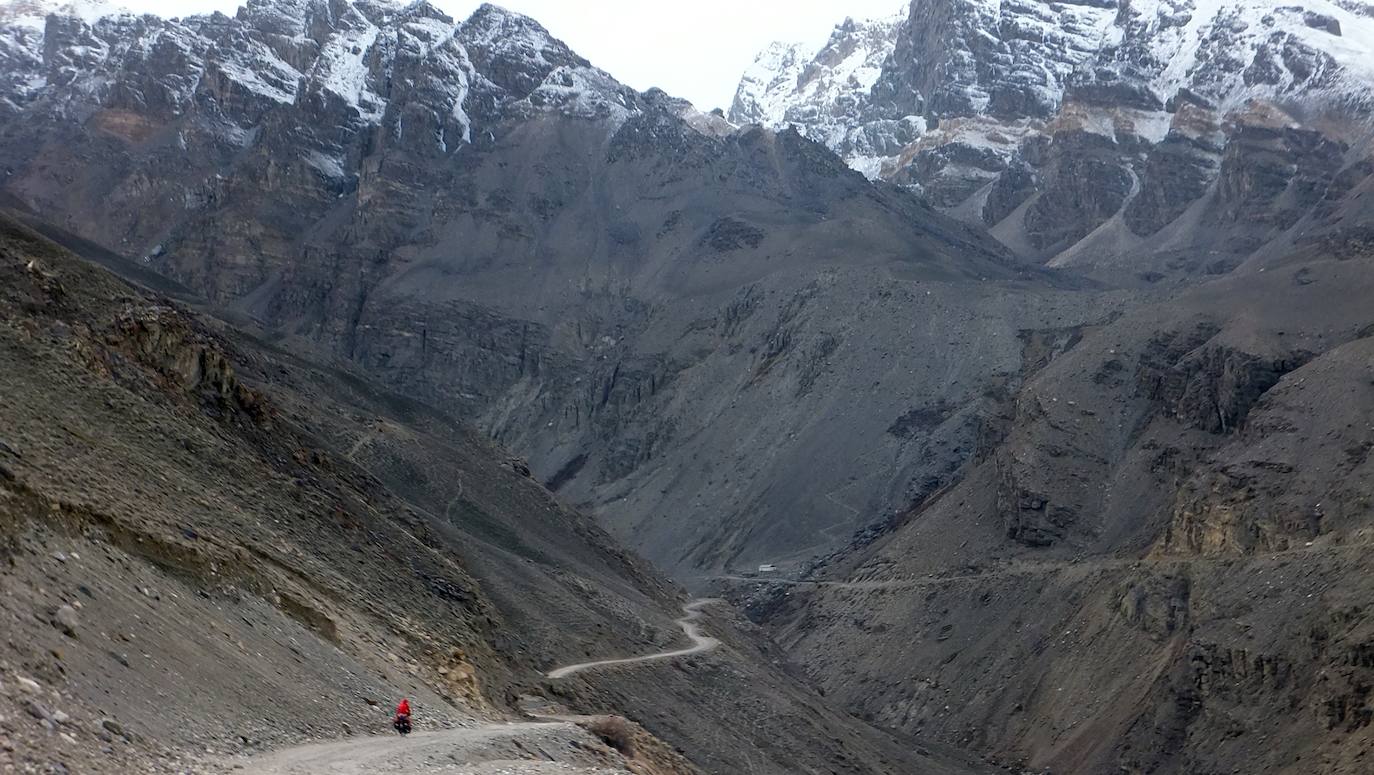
left=730, top=10, right=904, bottom=147
left=211, top=38, right=301, bottom=105
left=521, top=65, right=635, bottom=127
left=312, top=9, right=385, bottom=121
left=303, top=149, right=347, bottom=179
left=730, top=41, right=810, bottom=127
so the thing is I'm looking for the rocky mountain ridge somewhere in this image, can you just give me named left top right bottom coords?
left=0, top=0, right=642, bottom=147
left=732, top=0, right=1374, bottom=269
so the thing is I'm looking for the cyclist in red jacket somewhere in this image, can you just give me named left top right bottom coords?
left=393, top=698, right=412, bottom=735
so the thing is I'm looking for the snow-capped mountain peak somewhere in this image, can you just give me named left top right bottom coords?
left=732, top=0, right=1374, bottom=185
left=730, top=40, right=811, bottom=127
left=727, top=0, right=1374, bottom=269
left=730, top=10, right=907, bottom=157
left=0, top=0, right=641, bottom=139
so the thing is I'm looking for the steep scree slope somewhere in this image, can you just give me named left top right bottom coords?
left=0, top=208, right=670, bottom=770
left=0, top=212, right=992, bottom=774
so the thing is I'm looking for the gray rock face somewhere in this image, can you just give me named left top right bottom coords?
left=880, top=0, right=1118, bottom=121
left=1022, top=130, right=1138, bottom=252
left=1121, top=104, right=1224, bottom=236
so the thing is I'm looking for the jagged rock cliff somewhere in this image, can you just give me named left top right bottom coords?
left=729, top=12, right=913, bottom=178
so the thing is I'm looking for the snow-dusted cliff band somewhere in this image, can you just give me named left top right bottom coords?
left=0, top=0, right=641, bottom=159
left=731, top=0, right=1374, bottom=263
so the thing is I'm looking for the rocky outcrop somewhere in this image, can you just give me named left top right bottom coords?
left=1213, top=111, right=1349, bottom=233
left=107, top=305, right=273, bottom=422
left=1123, top=104, right=1225, bottom=236
left=1022, top=129, right=1138, bottom=252
left=997, top=471, right=1079, bottom=548
left=980, top=159, right=1036, bottom=226
left=1138, top=341, right=1308, bottom=434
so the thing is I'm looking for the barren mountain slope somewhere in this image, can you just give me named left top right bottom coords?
left=5, top=1, right=1373, bottom=769
left=736, top=214, right=1374, bottom=772
left=0, top=208, right=665, bottom=770
left=717, top=3, right=1374, bottom=769
left=0, top=214, right=995, bottom=774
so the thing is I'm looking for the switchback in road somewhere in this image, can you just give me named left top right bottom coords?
left=547, top=599, right=722, bottom=679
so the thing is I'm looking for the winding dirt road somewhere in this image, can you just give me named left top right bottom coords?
left=238, top=601, right=721, bottom=773
left=546, top=599, right=722, bottom=679
left=242, top=721, right=607, bottom=774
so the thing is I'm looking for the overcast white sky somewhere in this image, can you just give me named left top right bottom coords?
left=116, top=0, right=906, bottom=111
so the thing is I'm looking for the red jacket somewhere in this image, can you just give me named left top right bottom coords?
left=396, top=699, right=411, bottom=717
